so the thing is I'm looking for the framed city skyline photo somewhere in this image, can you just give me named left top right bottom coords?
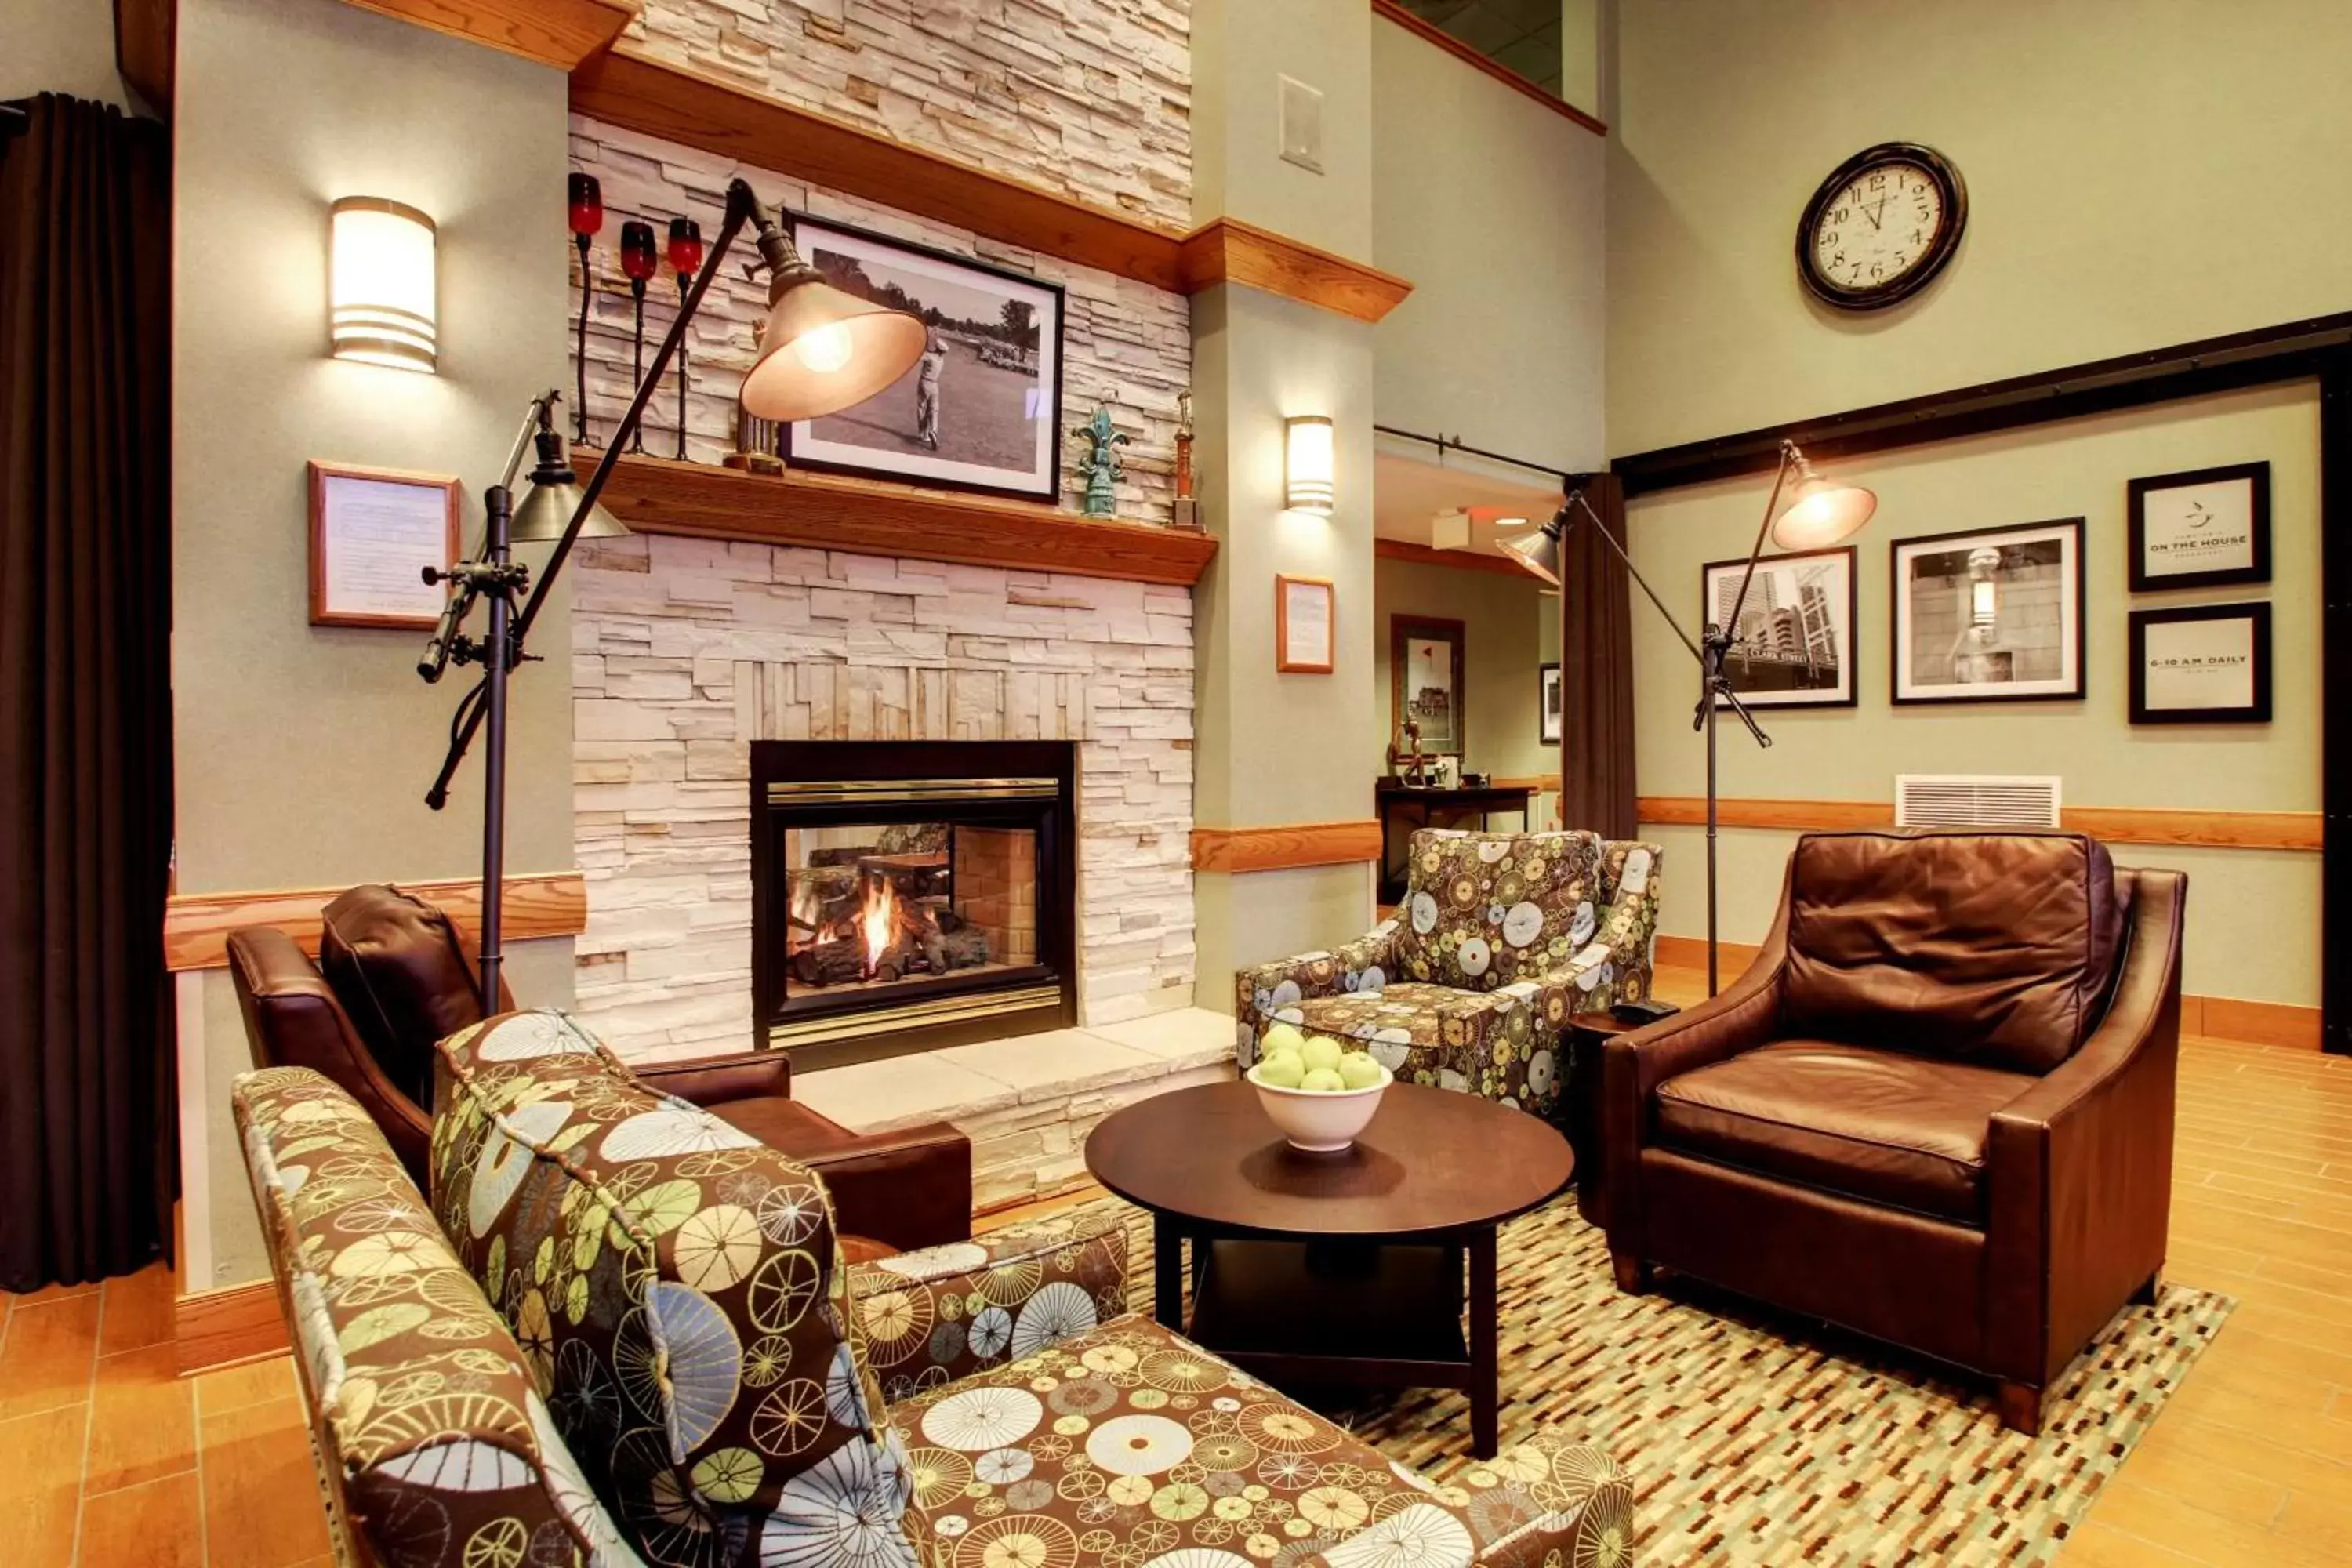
left=780, top=215, right=1065, bottom=502
left=1892, top=518, right=2086, bottom=705
left=2129, top=601, right=2271, bottom=724
left=2129, top=460, right=2270, bottom=593
left=1700, top=546, right=1857, bottom=710
left=1391, top=615, right=1465, bottom=758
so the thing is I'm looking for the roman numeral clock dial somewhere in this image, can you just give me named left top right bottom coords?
left=1798, top=142, right=1967, bottom=310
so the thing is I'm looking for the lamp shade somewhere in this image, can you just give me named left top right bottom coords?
left=1284, top=416, right=1335, bottom=514
left=330, top=197, right=436, bottom=372
left=739, top=277, right=928, bottom=424
left=1771, top=466, right=1877, bottom=549
left=511, top=426, right=625, bottom=541
left=1499, top=524, right=1563, bottom=586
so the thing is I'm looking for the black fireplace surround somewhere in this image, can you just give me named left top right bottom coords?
left=750, top=739, right=1077, bottom=1068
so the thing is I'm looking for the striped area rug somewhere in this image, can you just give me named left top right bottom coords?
left=1072, top=1193, right=2231, bottom=1566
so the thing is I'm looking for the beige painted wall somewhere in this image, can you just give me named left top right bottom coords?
left=173, top=0, right=575, bottom=1287
left=1628, top=384, right=2319, bottom=1005
left=1373, top=557, right=1559, bottom=815
left=1191, top=0, right=1375, bottom=259
left=1608, top=0, right=2352, bottom=455
left=2, top=0, right=134, bottom=108
left=1370, top=13, right=1608, bottom=470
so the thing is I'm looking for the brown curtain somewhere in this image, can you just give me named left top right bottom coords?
left=0, top=96, right=176, bottom=1290
left=1559, top=470, right=1638, bottom=840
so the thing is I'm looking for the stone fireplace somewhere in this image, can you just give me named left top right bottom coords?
left=752, top=739, right=1078, bottom=1066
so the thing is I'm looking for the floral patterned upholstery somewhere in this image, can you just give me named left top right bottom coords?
left=1236, top=830, right=1662, bottom=1115
left=892, top=1313, right=1635, bottom=1568
left=232, top=1065, right=644, bottom=1567
left=428, top=1010, right=913, bottom=1568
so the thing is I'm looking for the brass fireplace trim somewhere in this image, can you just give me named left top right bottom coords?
left=765, top=982, right=1065, bottom=1051
left=765, top=777, right=1062, bottom=808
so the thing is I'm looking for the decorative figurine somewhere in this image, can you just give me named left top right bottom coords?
left=727, top=316, right=783, bottom=474
left=1172, top=388, right=1200, bottom=530
left=1072, top=405, right=1128, bottom=517
left=666, top=217, right=703, bottom=462
left=567, top=173, right=604, bottom=445
left=618, top=220, right=658, bottom=454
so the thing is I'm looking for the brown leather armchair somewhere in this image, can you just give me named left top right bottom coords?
left=1601, top=829, right=2184, bottom=1434
left=227, top=884, right=975, bottom=1250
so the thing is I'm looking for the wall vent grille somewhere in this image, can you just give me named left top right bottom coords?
left=1894, top=774, right=2063, bottom=829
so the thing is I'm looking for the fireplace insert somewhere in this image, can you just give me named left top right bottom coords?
left=750, top=739, right=1076, bottom=1067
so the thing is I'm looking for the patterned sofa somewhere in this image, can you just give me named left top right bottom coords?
left=1236, top=829, right=1661, bottom=1116
left=233, top=1008, right=1636, bottom=1568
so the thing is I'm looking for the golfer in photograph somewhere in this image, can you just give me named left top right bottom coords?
left=916, top=329, right=947, bottom=449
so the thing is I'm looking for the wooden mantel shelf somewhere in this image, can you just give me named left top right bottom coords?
left=598, top=454, right=1220, bottom=587
left=341, top=0, right=637, bottom=70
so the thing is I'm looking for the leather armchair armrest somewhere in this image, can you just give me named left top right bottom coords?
left=636, top=1049, right=792, bottom=1108
left=1986, top=867, right=2187, bottom=1388
left=801, top=1122, right=974, bottom=1254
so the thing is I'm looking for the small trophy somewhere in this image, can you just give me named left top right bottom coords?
left=1172, top=388, right=1201, bottom=531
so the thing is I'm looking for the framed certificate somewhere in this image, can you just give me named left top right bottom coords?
left=2129, top=601, right=2271, bottom=724
left=308, top=462, right=460, bottom=629
left=1276, top=575, right=1334, bottom=673
left=2128, top=461, right=2270, bottom=592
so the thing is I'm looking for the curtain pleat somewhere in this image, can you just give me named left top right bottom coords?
left=1559, top=470, right=1639, bottom=842
left=0, top=94, right=176, bottom=1290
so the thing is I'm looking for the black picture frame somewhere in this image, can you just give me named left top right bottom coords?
left=2128, top=460, right=2271, bottom=592
left=778, top=212, right=1067, bottom=503
left=1699, top=544, right=1858, bottom=710
left=1538, top=662, right=1562, bottom=745
left=2129, top=601, right=2272, bottom=724
left=1891, top=518, right=2087, bottom=705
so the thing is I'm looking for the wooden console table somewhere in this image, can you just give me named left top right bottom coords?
left=1374, top=782, right=1536, bottom=903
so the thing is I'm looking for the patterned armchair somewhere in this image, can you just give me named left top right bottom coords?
left=1237, top=828, right=1661, bottom=1115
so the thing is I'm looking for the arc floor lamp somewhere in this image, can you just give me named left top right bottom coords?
left=1501, top=441, right=1875, bottom=995
left=418, top=176, right=928, bottom=1011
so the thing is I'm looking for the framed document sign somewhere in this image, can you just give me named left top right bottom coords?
left=309, top=462, right=460, bottom=629
left=1276, top=575, right=1334, bottom=673
left=2128, top=461, right=2270, bottom=592
left=2129, top=601, right=2271, bottom=724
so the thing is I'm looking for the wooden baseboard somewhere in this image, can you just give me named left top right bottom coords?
left=176, top=1279, right=289, bottom=1377
left=1634, top=796, right=2321, bottom=852
left=164, top=869, right=588, bottom=971
left=1190, top=822, right=1383, bottom=874
left=1653, top=934, right=2321, bottom=1049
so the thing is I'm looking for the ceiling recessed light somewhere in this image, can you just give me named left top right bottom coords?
left=1494, top=516, right=1531, bottom=528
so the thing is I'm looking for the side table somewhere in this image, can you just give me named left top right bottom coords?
left=1559, top=1011, right=1668, bottom=1227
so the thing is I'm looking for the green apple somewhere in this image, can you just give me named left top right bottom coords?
left=1261, top=1022, right=1307, bottom=1058
left=1338, top=1052, right=1384, bottom=1091
left=1301, top=1036, right=1345, bottom=1073
left=1301, top=1066, right=1345, bottom=1092
left=1255, top=1054, right=1305, bottom=1089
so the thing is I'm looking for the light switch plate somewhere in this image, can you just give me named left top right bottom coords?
left=1279, top=74, right=1325, bottom=174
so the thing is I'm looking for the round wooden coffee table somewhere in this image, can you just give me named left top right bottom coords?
left=1084, top=1080, right=1573, bottom=1457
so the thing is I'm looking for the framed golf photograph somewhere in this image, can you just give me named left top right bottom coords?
left=1390, top=615, right=1466, bottom=759
left=1892, top=519, right=2086, bottom=705
left=2128, top=460, right=2270, bottom=592
left=779, top=216, right=1065, bottom=502
left=2129, top=601, right=2271, bottom=724
left=1700, top=546, right=1857, bottom=709
left=1538, top=662, right=1563, bottom=744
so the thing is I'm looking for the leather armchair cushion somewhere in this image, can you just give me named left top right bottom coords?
left=1782, top=829, right=2126, bottom=1074
left=318, top=884, right=509, bottom=1109
left=1654, top=1039, right=2036, bottom=1221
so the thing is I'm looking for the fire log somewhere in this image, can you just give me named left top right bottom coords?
left=790, top=937, right=869, bottom=987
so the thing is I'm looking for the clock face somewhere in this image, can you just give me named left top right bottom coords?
left=1798, top=143, right=1966, bottom=309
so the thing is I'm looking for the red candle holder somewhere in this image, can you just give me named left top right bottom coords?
left=568, top=175, right=604, bottom=442
left=667, top=219, right=704, bottom=461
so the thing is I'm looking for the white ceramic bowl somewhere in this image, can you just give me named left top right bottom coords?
left=1244, top=1060, right=1395, bottom=1152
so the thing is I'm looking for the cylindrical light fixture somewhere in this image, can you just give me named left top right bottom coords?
left=1284, top=415, right=1335, bottom=515
left=329, top=197, right=437, bottom=372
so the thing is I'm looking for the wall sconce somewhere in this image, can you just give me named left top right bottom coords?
left=1284, top=415, right=1334, bottom=515
left=330, top=196, right=437, bottom=372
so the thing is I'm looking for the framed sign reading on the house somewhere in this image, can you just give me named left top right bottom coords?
left=1390, top=615, right=1466, bottom=758
left=307, top=461, right=459, bottom=630
left=1276, top=575, right=1334, bottom=673
left=1891, top=518, right=2086, bottom=705
left=2129, top=601, right=2272, bottom=724
left=2128, top=461, right=2270, bottom=592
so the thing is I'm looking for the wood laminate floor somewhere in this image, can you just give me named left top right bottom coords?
left=4, top=962, right=2347, bottom=1565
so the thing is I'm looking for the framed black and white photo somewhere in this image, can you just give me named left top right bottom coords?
left=1700, top=546, right=1857, bottom=709
left=1538, top=662, right=1563, bottom=744
left=2130, top=601, right=2271, bottom=724
left=1892, top=519, right=2085, bottom=705
left=779, top=216, right=1065, bottom=502
left=2129, top=461, right=2270, bottom=592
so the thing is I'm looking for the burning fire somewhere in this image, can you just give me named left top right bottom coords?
left=860, top=879, right=898, bottom=975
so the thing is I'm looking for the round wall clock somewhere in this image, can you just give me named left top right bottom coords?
left=1796, top=142, right=1967, bottom=310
